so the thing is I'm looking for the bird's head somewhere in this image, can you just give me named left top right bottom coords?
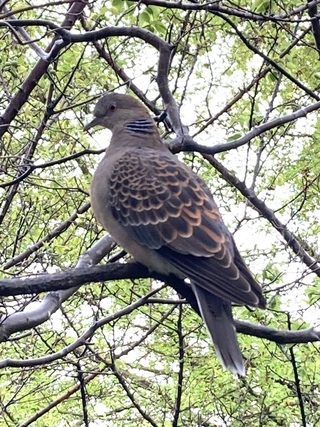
left=84, top=92, right=152, bottom=132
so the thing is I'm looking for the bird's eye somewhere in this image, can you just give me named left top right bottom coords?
left=109, top=104, right=116, bottom=111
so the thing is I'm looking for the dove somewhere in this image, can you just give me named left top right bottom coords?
left=84, top=92, right=266, bottom=375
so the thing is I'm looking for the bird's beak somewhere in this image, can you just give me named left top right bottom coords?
left=83, top=117, right=102, bottom=131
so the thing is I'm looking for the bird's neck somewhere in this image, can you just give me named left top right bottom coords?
left=111, top=117, right=165, bottom=149
left=112, top=117, right=162, bottom=145
left=124, top=118, right=155, bottom=134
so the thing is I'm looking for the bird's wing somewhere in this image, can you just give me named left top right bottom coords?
left=109, top=146, right=262, bottom=307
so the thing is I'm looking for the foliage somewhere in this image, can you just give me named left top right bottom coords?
left=0, top=1, right=320, bottom=426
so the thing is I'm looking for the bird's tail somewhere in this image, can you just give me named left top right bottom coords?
left=191, top=283, right=245, bottom=376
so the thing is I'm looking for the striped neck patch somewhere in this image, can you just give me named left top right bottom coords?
left=125, top=119, right=155, bottom=134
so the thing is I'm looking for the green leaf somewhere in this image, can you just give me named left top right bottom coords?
left=151, top=20, right=167, bottom=36
left=111, top=0, right=125, bottom=13
left=226, top=132, right=242, bottom=142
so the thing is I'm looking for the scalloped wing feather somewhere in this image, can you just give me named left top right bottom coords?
left=109, top=147, right=265, bottom=308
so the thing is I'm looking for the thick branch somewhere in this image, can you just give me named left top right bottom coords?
left=235, top=320, right=319, bottom=344
left=121, top=0, right=320, bottom=23
left=0, top=234, right=115, bottom=341
left=308, top=0, right=320, bottom=53
left=1, top=259, right=319, bottom=345
left=0, top=261, right=152, bottom=296
left=202, top=155, right=320, bottom=278
left=170, top=100, right=320, bottom=155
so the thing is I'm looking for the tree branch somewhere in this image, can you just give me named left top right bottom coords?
left=0, top=234, right=115, bottom=341
left=170, top=100, right=320, bottom=155
left=201, top=155, right=320, bottom=278
left=0, top=286, right=163, bottom=368
left=1, top=257, right=319, bottom=345
left=0, top=1, right=86, bottom=137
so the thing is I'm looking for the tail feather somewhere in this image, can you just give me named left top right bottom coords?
left=191, top=283, right=245, bottom=376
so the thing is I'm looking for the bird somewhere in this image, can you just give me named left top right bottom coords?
left=84, top=92, right=266, bottom=375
